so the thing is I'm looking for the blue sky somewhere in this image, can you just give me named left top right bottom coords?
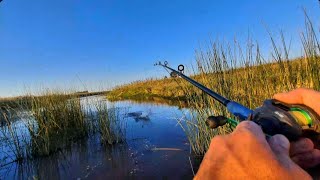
left=0, top=0, right=319, bottom=97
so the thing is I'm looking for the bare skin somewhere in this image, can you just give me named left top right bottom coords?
left=195, top=88, right=320, bottom=179
left=274, top=88, right=320, bottom=169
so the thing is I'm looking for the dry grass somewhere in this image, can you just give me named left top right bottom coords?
left=107, top=12, right=320, bottom=155
left=179, top=12, right=320, bottom=155
left=95, top=103, right=126, bottom=145
left=107, top=78, right=186, bottom=101
left=0, top=90, right=126, bottom=164
left=26, top=92, right=88, bottom=156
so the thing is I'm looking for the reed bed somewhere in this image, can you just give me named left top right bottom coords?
left=0, top=91, right=126, bottom=166
left=95, top=103, right=126, bottom=145
left=26, top=92, right=88, bottom=156
left=103, top=12, right=320, bottom=156
left=180, top=13, right=320, bottom=155
left=0, top=109, right=25, bottom=162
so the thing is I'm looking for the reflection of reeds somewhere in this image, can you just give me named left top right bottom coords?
left=180, top=13, right=320, bottom=155
left=0, top=109, right=24, bottom=163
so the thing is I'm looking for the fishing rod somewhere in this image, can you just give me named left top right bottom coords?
left=155, top=61, right=320, bottom=141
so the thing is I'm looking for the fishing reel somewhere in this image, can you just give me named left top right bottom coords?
left=206, top=99, right=320, bottom=143
left=155, top=61, right=320, bottom=142
left=251, top=99, right=320, bottom=141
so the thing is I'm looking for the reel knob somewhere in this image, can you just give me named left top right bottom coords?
left=206, top=116, right=228, bottom=129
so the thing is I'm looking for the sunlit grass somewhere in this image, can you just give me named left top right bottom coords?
left=26, top=92, right=88, bottom=156
left=95, top=103, right=126, bottom=145
left=179, top=12, right=320, bottom=155
left=0, top=90, right=126, bottom=165
left=106, top=12, right=320, bottom=155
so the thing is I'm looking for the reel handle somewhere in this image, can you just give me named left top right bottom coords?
left=206, top=116, right=228, bottom=129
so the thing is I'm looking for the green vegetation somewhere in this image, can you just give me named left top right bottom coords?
left=0, top=91, right=125, bottom=166
left=181, top=14, right=319, bottom=155
left=107, top=78, right=186, bottom=101
left=95, top=103, right=126, bottom=145
left=108, top=13, right=320, bottom=155
left=27, top=92, right=88, bottom=156
left=0, top=91, right=109, bottom=110
left=0, top=96, right=33, bottom=110
left=0, top=109, right=25, bottom=162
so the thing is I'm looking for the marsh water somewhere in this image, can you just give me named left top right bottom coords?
left=0, top=96, right=198, bottom=179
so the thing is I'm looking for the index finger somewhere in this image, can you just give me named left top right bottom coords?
left=233, top=121, right=266, bottom=140
left=274, top=88, right=320, bottom=115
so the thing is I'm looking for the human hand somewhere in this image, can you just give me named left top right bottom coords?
left=194, top=121, right=311, bottom=180
left=274, top=88, right=320, bottom=168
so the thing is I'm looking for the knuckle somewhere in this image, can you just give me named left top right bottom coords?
left=240, top=130, right=256, bottom=140
left=210, top=136, right=224, bottom=145
left=295, top=87, right=309, bottom=93
left=234, top=121, right=262, bottom=139
left=269, top=134, right=289, bottom=145
left=236, top=121, right=258, bottom=133
left=299, top=138, right=314, bottom=149
left=210, top=135, right=229, bottom=149
left=209, top=135, right=230, bottom=153
left=237, top=121, right=254, bottom=128
left=303, top=138, right=314, bottom=146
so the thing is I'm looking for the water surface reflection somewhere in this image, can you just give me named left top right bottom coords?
left=0, top=98, right=195, bottom=179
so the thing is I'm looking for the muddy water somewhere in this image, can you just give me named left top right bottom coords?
left=0, top=98, right=197, bottom=179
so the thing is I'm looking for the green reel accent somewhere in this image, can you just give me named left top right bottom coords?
left=226, top=118, right=271, bottom=138
left=290, top=107, right=313, bottom=126
left=227, top=118, right=239, bottom=128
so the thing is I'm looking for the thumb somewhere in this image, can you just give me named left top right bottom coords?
left=268, top=135, right=292, bottom=164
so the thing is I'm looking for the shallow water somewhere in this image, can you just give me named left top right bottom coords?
left=0, top=97, right=196, bottom=179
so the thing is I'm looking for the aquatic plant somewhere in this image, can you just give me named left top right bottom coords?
left=25, top=92, right=88, bottom=156
left=95, top=102, right=126, bottom=145
left=0, top=91, right=128, bottom=162
left=180, top=11, right=320, bottom=155
left=106, top=11, right=320, bottom=155
left=0, top=108, right=25, bottom=164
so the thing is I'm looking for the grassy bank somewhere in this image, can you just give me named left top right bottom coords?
left=107, top=78, right=186, bottom=102
left=107, top=58, right=312, bottom=103
left=108, top=13, right=320, bottom=155
left=181, top=13, right=320, bottom=155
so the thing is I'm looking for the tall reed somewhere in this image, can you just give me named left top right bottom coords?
left=95, top=103, right=126, bottom=146
left=180, top=13, right=320, bottom=155
left=0, top=91, right=127, bottom=161
left=0, top=108, right=25, bottom=164
left=26, top=92, right=88, bottom=156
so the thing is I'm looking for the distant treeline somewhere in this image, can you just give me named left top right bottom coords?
left=0, top=91, right=109, bottom=109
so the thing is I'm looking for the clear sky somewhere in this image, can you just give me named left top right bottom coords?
left=0, top=0, right=319, bottom=97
